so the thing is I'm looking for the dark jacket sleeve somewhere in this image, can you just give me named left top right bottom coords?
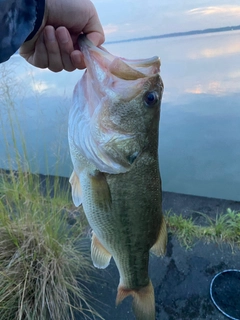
left=0, top=0, right=45, bottom=63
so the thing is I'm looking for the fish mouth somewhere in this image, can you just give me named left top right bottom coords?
left=78, top=35, right=160, bottom=80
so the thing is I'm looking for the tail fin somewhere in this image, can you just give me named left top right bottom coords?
left=116, top=281, right=155, bottom=320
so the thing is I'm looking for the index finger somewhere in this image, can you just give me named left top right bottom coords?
left=86, top=31, right=105, bottom=48
left=82, top=8, right=105, bottom=47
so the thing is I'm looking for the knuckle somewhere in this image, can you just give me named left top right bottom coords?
left=50, top=65, right=63, bottom=73
left=65, top=65, right=75, bottom=72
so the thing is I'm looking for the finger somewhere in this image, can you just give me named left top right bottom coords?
left=82, top=6, right=105, bottom=47
left=30, top=31, right=48, bottom=68
left=55, top=27, right=76, bottom=72
left=70, top=50, right=86, bottom=69
left=86, top=31, right=105, bottom=48
left=19, top=31, right=49, bottom=69
left=44, top=26, right=63, bottom=72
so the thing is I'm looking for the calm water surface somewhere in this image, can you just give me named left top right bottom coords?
left=0, top=30, right=240, bottom=201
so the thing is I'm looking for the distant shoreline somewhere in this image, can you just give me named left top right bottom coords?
left=105, top=25, right=240, bottom=44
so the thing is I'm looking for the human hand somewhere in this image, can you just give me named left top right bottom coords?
left=19, top=0, right=105, bottom=72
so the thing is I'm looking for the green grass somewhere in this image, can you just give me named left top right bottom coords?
left=0, top=170, right=101, bottom=320
left=0, top=63, right=103, bottom=320
left=165, top=208, right=240, bottom=249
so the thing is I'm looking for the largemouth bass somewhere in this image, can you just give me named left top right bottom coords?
left=68, top=35, right=167, bottom=320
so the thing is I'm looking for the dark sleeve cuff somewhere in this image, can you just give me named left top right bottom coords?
left=25, top=0, right=46, bottom=42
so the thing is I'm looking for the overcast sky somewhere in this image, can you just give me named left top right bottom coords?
left=92, top=0, right=240, bottom=41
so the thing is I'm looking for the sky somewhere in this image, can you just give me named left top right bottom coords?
left=92, top=0, right=240, bottom=41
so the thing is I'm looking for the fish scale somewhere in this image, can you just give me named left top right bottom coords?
left=68, top=35, right=166, bottom=320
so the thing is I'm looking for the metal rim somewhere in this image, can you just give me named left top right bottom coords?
left=210, top=269, right=240, bottom=320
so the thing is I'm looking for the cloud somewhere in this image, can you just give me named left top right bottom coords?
left=93, top=1, right=240, bottom=41
left=187, top=35, right=240, bottom=59
left=201, top=43, right=240, bottom=58
left=103, top=24, right=119, bottom=35
left=229, top=71, right=240, bottom=79
left=185, top=81, right=223, bottom=95
left=184, top=77, right=240, bottom=96
left=31, top=81, right=52, bottom=93
left=104, top=22, right=153, bottom=40
left=187, top=5, right=240, bottom=17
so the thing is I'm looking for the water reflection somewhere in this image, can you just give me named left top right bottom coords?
left=0, top=30, right=240, bottom=201
left=188, top=36, right=240, bottom=59
left=160, top=93, right=240, bottom=201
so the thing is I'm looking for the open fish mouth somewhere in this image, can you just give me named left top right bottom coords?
left=70, top=35, right=163, bottom=175
left=78, top=35, right=160, bottom=80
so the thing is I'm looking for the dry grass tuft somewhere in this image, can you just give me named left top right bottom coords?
left=0, top=171, right=100, bottom=320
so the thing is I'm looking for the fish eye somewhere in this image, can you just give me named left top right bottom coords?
left=144, top=91, right=159, bottom=107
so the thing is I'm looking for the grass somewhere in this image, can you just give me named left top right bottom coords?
left=0, top=170, right=101, bottom=320
left=0, top=166, right=238, bottom=319
left=0, top=63, right=103, bottom=320
left=165, top=208, right=240, bottom=249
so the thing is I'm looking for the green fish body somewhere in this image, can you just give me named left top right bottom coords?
left=68, top=35, right=167, bottom=320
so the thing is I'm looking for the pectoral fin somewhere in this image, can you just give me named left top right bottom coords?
left=150, top=216, right=167, bottom=256
left=88, top=171, right=112, bottom=211
left=69, top=171, right=82, bottom=207
left=91, top=232, right=112, bottom=269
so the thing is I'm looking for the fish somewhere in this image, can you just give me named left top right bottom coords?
left=68, top=35, right=167, bottom=320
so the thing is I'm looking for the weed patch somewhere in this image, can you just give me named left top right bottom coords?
left=0, top=170, right=100, bottom=320
left=165, top=209, right=240, bottom=249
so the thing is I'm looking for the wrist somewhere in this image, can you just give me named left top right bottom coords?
left=25, top=0, right=47, bottom=42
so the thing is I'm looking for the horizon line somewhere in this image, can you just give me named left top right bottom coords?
left=105, top=25, right=240, bottom=45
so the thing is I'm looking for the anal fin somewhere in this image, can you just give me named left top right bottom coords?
left=91, top=232, right=112, bottom=269
left=151, top=215, right=167, bottom=256
left=69, top=171, right=82, bottom=207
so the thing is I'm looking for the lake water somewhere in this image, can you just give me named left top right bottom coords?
left=0, top=30, right=240, bottom=201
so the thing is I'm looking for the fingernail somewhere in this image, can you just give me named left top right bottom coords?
left=58, top=28, right=69, bottom=44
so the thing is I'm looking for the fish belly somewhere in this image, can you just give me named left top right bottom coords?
left=80, top=154, right=163, bottom=289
